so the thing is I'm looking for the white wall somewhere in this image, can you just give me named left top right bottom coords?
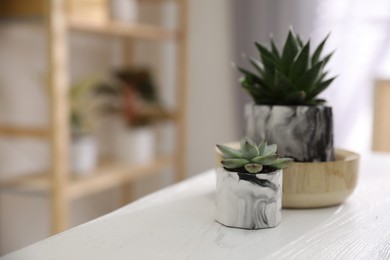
left=0, top=0, right=237, bottom=255
left=187, top=0, right=237, bottom=175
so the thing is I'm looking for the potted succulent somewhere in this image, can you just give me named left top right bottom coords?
left=113, top=68, right=169, bottom=165
left=233, top=29, right=361, bottom=209
left=237, top=29, right=336, bottom=162
left=70, top=78, right=100, bottom=175
left=70, top=77, right=120, bottom=175
left=215, top=137, right=292, bottom=229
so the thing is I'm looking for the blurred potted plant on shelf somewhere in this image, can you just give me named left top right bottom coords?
left=237, top=28, right=336, bottom=162
left=70, top=77, right=120, bottom=175
left=215, top=137, right=292, bottom=230
left=114, top=68, right=170, bottom=165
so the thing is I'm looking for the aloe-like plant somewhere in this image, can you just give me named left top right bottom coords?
left=217, top=137, right=293, bottom=174
left=237, top=29, right=335, bottom=105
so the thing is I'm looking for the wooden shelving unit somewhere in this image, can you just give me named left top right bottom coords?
left=0, top=0, right=187, bottom=235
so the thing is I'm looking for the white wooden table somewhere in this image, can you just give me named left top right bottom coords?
left=3, top=153, right=390, bottom=260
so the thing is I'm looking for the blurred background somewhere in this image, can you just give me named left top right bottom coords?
left=1, top=0, right=390, bottom=255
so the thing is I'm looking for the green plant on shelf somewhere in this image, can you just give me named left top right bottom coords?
left=70, top=77, right=120, bottom=136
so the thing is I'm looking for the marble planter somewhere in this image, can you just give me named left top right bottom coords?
left=215, top=167, right=282, bottom=229
left=245, top=104, right=335, bottom=162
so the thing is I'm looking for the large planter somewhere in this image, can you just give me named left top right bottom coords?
left=283, top=149, right=359, bottom=208
left=245, top=104, right=335, bottom=162
left=215, top=167, right=282, bottom=229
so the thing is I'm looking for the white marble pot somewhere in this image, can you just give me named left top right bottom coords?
left=245, top=103, right=334, bottom=162
left=71, top=136, right=98, bottom=176
left=215, top=167, right=282, bottom=229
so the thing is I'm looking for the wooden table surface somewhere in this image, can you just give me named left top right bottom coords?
left=3, top=153, right=390, bottom=260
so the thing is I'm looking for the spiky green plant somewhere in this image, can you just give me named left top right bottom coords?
left=217, top=137, right=293, bottom=174
left=237, top=29, right=336, bottom=105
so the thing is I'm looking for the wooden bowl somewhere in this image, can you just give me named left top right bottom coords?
left=215, top=144, right=360, bottom=208
left=282, top=149, right=359, bottom=208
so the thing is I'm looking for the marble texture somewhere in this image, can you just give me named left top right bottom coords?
left=245, top=104, right=335, bottom=162
left=215, top=167, right=282, bottom=229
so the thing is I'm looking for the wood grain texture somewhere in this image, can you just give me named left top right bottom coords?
left=174, top=0, right=188, bottom=181
left=0, top=0, right=45, bottom=17
left=3, top=154, right=390, bottom=260
left=68, top=18, right=178, bottom=41
left=0, top=126, right=49, bottom=138
left=66, top=0, right=108, bottom=24
left=282, top=149, right=359, bottom=208
left=47, top=0, right=70, bottom=234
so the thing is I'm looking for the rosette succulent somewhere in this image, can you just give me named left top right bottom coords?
left=237, top=28, right=336, bottom=105
left=217, top=137, right=293, bottom=174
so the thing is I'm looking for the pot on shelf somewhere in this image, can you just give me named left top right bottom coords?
left=215, top=167, right=283, bottom=229
left=116, top=126, right=155, bottom=165
left=70, top=135, right=98, bottom=176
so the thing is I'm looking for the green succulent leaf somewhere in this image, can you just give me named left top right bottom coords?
left=296, top=35, right=304, bottom=48
left=248, top=57, right=264, bottom=75
left=221, top=158, right=250, bottom=169
left=274, top=70, right=296, bottom=93
left=281, top=29, right=300, bottom=74
left=216, top=144, right=242, bottom=159
left=289, top=41, right=310, bottom=82
left=240, top=137, right=259, bottom=159
left=285, top=90, right=306, bottom=104
left=295, top=60, right=324, bottom=92
left=255, top=42, right=279, bottom=65
left=312, top=33, right=330, bottom=65
left=264, top=144, right=277, bottom=155
left=320, top=52, right=334, bottom=68
left=244, top=163, right=263, bottom=174
left=307, top=76, right=336, bottom=99
left=270, top=38, right=280, bottom=59
left=236, top=66, right=262, bottom=83
left=252, top=154, right=278, bottom=165
left=271, top=158, right=294, bottom=169
left=258, top=141, right=267, bottom=155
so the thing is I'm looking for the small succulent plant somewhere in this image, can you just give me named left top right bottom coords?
left=236, top=28, right=336, bottom=106
left=217, top=137, right=293, bottom=174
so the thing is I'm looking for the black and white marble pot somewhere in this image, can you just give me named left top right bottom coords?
left=245, top=104, right=335, bottom=162
left=215, top=167, right=282, bottom=229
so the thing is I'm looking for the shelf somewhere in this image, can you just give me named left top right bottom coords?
left=68, top=155, right=173, bottom=199
left=0, top=126, right=49, bottom=138
left=0, top=155, right=173, bottom=199
left=67, top=17, right=179, bottom=41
